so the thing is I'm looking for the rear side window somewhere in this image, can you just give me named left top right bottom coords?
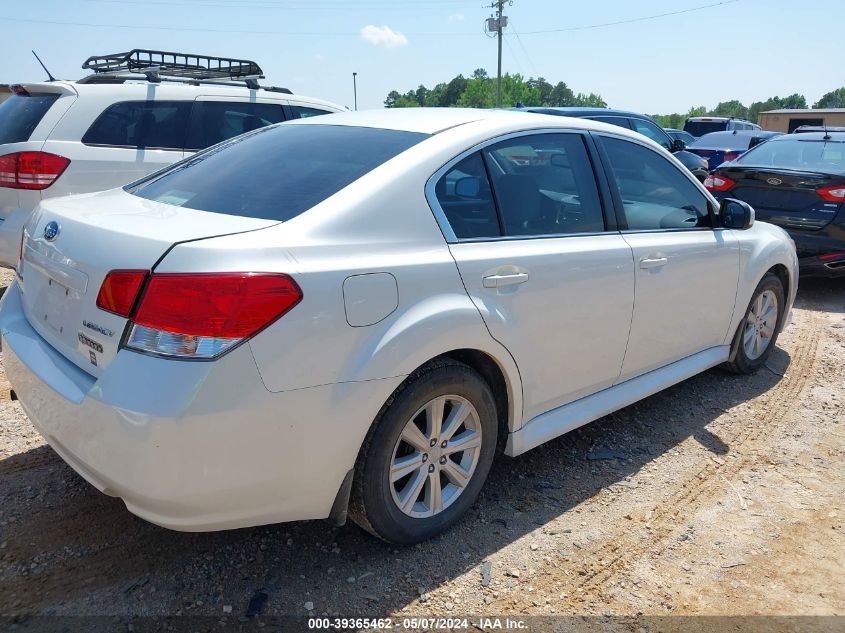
left=82, top=101, right=192, bottom=150
left=600, top=136, right=710, bottom=230
left=0, top=93, right=60, bottom=144
left=292, top=106, right=334, bottom=119
left=484, top=133, right=604, bottom=236
left=588, top=116, right=632, bottom=130
left=435, top=152, right=500, bottom=239
left=129, top=124, right=427, bottom=221
left=185, top=102, right=286, bottom=151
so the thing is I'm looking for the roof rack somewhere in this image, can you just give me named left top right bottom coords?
left=79, top=49, right=291, bottom=92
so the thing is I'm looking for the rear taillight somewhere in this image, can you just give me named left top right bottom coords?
left=816, top=185, right=845, bottom=203
left=704, top=174, right=736, bottom=192
left=0, top=152, right=71, bottom=190
left=96, top=271, right=302, bottom=359
left=722, top=151, right=741, bottom=163
left=97, top=270, right=149, bottom=317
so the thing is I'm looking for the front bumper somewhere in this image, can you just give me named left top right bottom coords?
left=0, top=281, right=403, bottom=531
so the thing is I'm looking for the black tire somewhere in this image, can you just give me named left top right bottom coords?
left=348, top=359, right=498, bottom=544
left=723, top=272, right=785, bottom=374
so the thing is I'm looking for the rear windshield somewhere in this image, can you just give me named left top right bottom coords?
left=0, top=93, right=60, bottom=144
left=129, top=124, right=428, bottom=220
left=683, top=120, right=727, bottom=137
left=736, top=137, right=845, bottom=174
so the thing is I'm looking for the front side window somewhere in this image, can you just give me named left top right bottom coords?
left=600, top=136, right=710, bottom=231
left=82, top=101, right=192, bottom=150
left=631, top=118, right=672, bottom=151
left=484, top=133, right=605, bottom=236
left=185, top=102, right=286, bottom=151
left=0, top=93, right=60, bottom=144
left=129, top=124, right=427, bottom=221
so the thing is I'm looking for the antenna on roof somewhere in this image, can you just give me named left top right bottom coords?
left=823, top=123, right=832, bottom=140
left=32, top=50, right=56, bottom=82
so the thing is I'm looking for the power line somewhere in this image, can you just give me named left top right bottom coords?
left=0, top=1, right=741, bottom=37
left=519, top=0, right=739, bottom=34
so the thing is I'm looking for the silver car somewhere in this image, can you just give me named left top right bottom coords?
left=0, top=108, right=798, bottom=543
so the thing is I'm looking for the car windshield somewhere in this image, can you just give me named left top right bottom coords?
left=736, top=137, right=845, bottom=174
left=0, top=93, right=60, bottom=144
left=129, top=124, right=428, bottom=221
left=684, top=120, right=726, bottom=137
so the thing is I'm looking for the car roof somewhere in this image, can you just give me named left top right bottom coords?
left=291, top=107, right=660, bottom=142
left=16, top=80, right=344, bottom=110
left=769, top=131, right=845, bottom=142
left=515, top=106, right=655, bottom=121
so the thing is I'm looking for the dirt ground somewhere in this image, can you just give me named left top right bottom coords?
left=0, top=267, right=843, bottom=623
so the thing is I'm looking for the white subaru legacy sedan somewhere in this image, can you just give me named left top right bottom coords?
left=0, top=109, right=797, bottom=544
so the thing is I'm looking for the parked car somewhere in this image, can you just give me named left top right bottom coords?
left=516, top=107, right=709, bottom=181
left=705, top=131, right=845, bottom=276
left=1, top=108, right=797, bottom=543
left=683, top=116, right=761, bottom=138
left=664, top=128, right=696, bottom=145
left=0, top=49, right=344, bottom=268
left=686, top=130, right=782, bottom=170
left=793, top=125, right=845, bottom=134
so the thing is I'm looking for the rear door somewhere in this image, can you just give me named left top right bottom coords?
left=433, top=130, right=635, bottom=421
left=595, top=133, right=740, bottom=381
left=42, top=98, right=191, bottom=196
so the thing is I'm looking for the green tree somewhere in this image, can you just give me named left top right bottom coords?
left=748, top=94, right=807, bottom=124
left=442, top=75, right=468, bottom=106
left=457, top=77, right=495, bottom=108
left=814, top=87, right=845, bottom=108
left=549, top=81, right=575, bottom=106
left=573, top=92, right=607, bottom=108
left=472, top=68, right=489, bottom=80
left=709, top=100, right=748, bottom=119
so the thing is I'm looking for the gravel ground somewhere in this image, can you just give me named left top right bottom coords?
left=0, top=268, right=843, bottom=621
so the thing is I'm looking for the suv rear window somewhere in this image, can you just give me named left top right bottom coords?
left=82, top=101, right=192, bottom=150
left=0, top=93, right=60, bottom=144
left=129, top=124, right=427, bottom=221
left=684, top=120, right=727, bottom=137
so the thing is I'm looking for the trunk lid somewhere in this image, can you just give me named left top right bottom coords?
left=19, top=188, right=278, bottom=376
left=717, top=166, right=844, bottom=231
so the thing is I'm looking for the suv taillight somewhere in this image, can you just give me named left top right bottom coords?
left=0, top=151, right=70, bottom=190
left=704, top=174, right=736, bottom=192
left=97, top=271, right=302, bottom=359
left=816, top=185, right=845, bottom=203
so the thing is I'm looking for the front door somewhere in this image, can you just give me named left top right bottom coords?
left=595, top=133, right=740, bottom=381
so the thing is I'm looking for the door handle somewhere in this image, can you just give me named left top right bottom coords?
left=639, top=257, right=668, bottom=269
left=482, top=272, right=529, bottom=288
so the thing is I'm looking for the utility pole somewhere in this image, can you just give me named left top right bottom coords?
left=352, top=72, right=358, bottom=110
left=487, top=1, right=509, bottom=108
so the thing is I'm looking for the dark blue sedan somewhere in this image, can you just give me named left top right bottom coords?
left=686, top=130, right=782, bottom=170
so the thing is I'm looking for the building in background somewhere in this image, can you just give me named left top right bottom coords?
left=759, top=108, right=845, bottom=133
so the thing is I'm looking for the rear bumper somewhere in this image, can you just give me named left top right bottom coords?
left=0, top=281, right=402, bottom=531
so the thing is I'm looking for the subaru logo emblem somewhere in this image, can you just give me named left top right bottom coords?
left=767, top=177, right=783, bottom=186
left=43, top=221, right=60, bottom=241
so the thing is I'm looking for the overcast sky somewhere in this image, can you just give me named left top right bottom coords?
left=2, top=0, right=841, bottom=112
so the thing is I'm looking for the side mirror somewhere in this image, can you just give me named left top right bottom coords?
left=720, top=198, right=755, bottom=229
left=671, top=138, right=687, bottom=152
left=454, top=176, right=481, bottom=198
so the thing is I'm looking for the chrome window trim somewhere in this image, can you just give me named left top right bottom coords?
left=424, top=127, right=607, bottom=244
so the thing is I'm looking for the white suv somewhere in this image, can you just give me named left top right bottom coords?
left=0, top=49, right=344, bottom=267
